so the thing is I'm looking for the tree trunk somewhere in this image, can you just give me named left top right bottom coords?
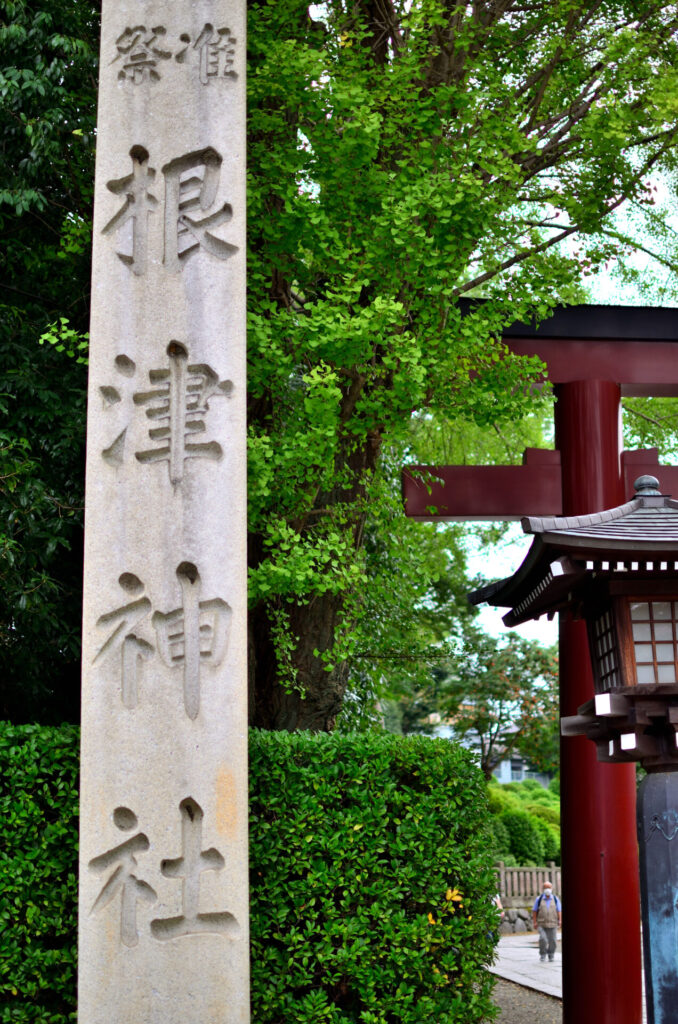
left=249, top=592, right=351, bottom=731
left=248, top=430, right=381, bottom=731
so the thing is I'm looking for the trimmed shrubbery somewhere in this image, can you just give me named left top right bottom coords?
left=500, top=810, right=545, bottom=866
left=486, top=815, right=512, bottom=863
left=250, top=730, right=499, bottom=1022
left=531, top=816, right=560, bottom=863
left=526, top=802, right=560, bottom=828
left=487, top=778, right=560, bottom=866
left=2, top=724, right=499, bottom=1024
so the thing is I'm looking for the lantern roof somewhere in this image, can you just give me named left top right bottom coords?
left=470, top=476, right=678, bottom=626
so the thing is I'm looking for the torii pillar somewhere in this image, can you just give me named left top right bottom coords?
left=403, top=304, right=678, bottom=1024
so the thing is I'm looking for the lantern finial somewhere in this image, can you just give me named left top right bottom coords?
left=634, top=475, right=661, bottom=495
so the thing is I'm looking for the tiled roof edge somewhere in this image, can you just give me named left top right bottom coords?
left=522, top=498, right=641, bottom=535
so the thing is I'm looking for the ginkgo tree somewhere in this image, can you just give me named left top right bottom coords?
left=5, top=1, right=678, bottom=726
left=247, top=0, right=678, bottom=729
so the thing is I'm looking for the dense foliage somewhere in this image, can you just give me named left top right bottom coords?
left=487, top=778, right=561, bottom=866
left=500, top=810, right=545, bottom=866
left=246, top=0, right=678, bottom=729
left=5, top=1, right=678, bottom=725
left=0, top=0, right=96, bottom=720
left=2, top=723, right=500, bottom=1023
left=249, top=730, right=499, bottom=1022
left=0, top=723, right=79, bottom=1024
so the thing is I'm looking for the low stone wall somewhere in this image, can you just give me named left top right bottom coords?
left=499, top=906, right=533, bottom=935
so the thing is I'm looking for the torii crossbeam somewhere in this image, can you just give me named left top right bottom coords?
left=403, top=304, right=678, bottom=1024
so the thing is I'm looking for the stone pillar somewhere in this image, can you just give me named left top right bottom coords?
left=79, top=3, right=248, bottom=1023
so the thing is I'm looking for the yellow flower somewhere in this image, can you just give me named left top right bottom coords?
left=446, top=887, right=463, bottom=902
left=428, top=912, right=436, bottom=925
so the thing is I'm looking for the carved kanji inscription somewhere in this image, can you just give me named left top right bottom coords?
left=102, top=147, right=238, bottom=274
left=151, top=798, right=239, bottom=939
left=134, top=342, right=233, bottom=483
left=152, top=563, right=232, bottom=721
left=82, top=0, right=247, bottom=1012
left=93, top=564, right=232, bottom=720
left=112, top=25, right=172, bottom=82
left=182, top=24, right=237, bottom=85
left=100, top=345, right=233, bottom=482
left=162, top=149, right=238, bottom=272
left=112, top=24, right=237, bottom=84
left=88, top=807, right=156, bottom=948
left=93, top=574, right=153, bottom=709
left=102, top=146, right=158, bottom=276
left=89, top=801, right=239, bottom=947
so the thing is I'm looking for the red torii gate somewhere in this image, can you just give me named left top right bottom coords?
left=403, top=304, right=678, bottom=1024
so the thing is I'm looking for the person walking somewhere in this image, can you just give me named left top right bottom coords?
left=532, top=880, right=561, bottom=962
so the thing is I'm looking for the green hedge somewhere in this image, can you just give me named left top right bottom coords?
left=2, top=725, right=498, bottom=1024
left=0, top=724, right=79, bottom=1024
left=526, top=802, right=560, bottom=828
left=487, top=780, right=561, bottom=867
left=249, top=731, right=498, bottom=1023
left=486, top=815, right=512, bottom=862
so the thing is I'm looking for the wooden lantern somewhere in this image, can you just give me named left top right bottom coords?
left=471, top=475, right=678, bottom=769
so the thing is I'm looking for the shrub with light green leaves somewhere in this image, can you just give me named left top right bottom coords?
left=0, top=724, right=79, bottom=1024
left=526, top=802, right=560, bottom=828
left=531, top=816, right=560, bottom=864
left=500, top=810, right=545, bottom=866
left=3, top=725, right=498, bottom=1024
left=487, top=780, right=561, bottom=866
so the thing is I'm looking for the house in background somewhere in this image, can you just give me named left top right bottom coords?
left=425, top=713, right=553, bottom=788
left=492, top=754, right=551, bottom=788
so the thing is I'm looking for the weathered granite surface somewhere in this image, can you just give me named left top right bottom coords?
left=79, top=3, right=248, bottom=1022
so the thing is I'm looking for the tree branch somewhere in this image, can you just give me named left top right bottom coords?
left=452, top=224, right=579, bottom=297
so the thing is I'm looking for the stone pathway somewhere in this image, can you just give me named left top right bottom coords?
left=490, top=932, right=562, bottom=998
left=489, top=932, right=647, bottom=1023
